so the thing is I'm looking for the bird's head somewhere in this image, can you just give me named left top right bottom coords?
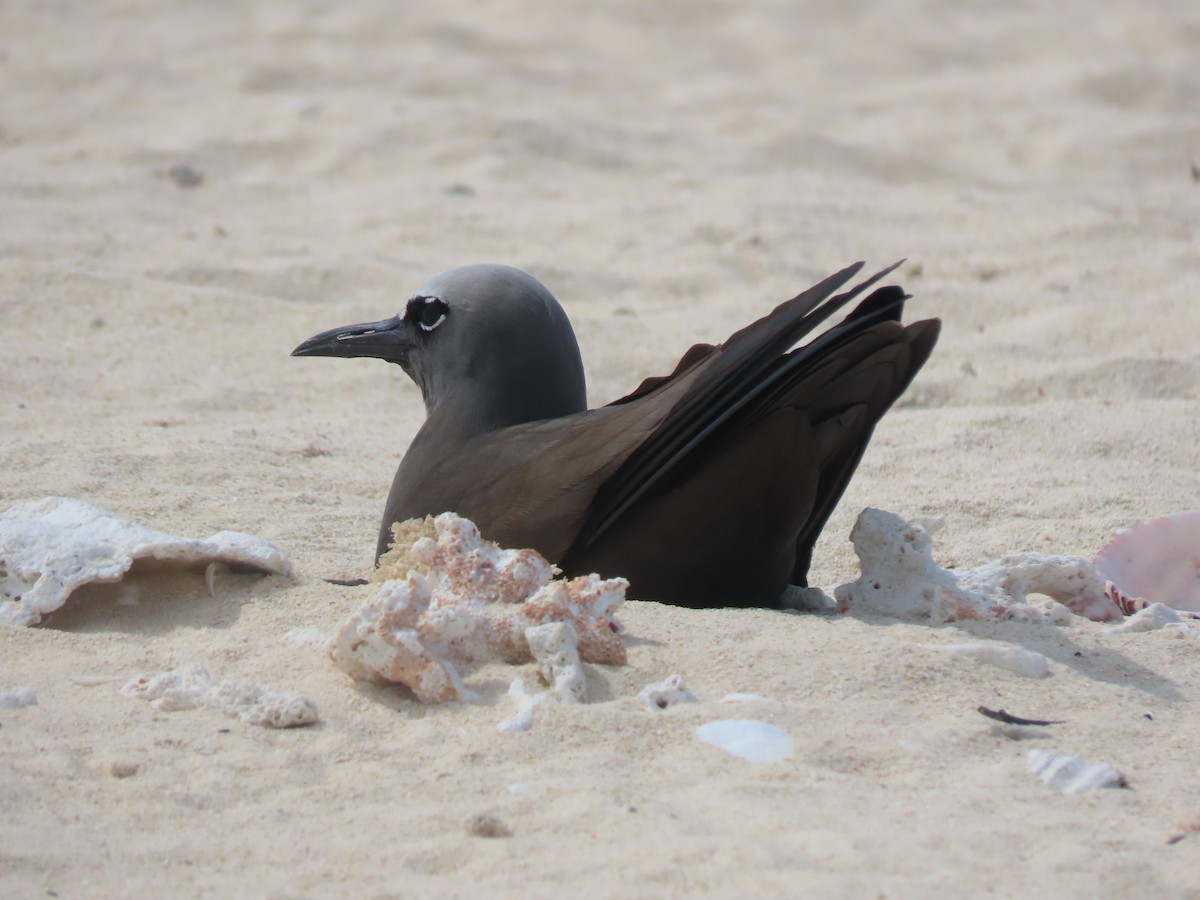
left=292, top=264, right=588, bottom=435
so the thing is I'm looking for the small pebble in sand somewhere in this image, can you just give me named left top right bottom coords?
left=110, top=761, right=140, bottom=779
left=168, top=162, right=203, bottom=187
left=465, top=814, right=512, bottom=838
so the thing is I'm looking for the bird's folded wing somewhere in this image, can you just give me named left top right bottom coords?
left=575, top=261, right=909, bottom=548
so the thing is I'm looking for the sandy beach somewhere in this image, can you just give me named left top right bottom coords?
left=3, top=0, right=1199, bottom=895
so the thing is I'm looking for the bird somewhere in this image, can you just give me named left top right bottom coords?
left=292, top=261, right=939, bottom=608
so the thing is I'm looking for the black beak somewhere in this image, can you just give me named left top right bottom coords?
left=291, top=315, right=414, bottom=361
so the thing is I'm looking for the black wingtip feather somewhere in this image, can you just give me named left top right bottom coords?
left=574, top=263, right=921, bottom=550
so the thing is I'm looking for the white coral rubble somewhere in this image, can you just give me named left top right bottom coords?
left=497, top=677, right=547, bottom=732
left=122, top=665, right=318, bottom=728
left=525, top=621, right=587, bottom=703
left=1106, top=602, right=1200, bottom=639
left=638, top=674, right=699, bottom=711
left=834, top=508, right=1119, bottom=622
left=329, top=513, right=627, bottom=703
left=0, top=497, right=292, bottom=627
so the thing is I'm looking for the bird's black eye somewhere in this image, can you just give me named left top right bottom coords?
left=406, top=296, right=448, bottom=333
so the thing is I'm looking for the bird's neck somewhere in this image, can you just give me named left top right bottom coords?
left=417, top=394, right=506, bottom=447
left=416, top=373, right=586, bottom=447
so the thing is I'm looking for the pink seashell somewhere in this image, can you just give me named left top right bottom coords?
left=1093, top=511, right=1200, bottom=616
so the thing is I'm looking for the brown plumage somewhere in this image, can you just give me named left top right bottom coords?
left=292, top=261, right=939, bottom=608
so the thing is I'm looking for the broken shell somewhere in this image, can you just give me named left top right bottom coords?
left=1026, top=749, right=1127, bottom=794
left=0, top=497, right=292, bottom=626
left=696, top=720, right=792, bottom=763
left=1093, top=511, right=1200, bottom=615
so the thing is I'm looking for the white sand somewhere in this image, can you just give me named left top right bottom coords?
left=3, top=0, right=1199, bottom=895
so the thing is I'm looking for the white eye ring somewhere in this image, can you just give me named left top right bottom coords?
left=419, top=311, right=446, bottom=332
left=407, top=296, right=449, bottom=332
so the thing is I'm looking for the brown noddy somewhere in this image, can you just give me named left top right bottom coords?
left=292, top=261, right=939, bottom=608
